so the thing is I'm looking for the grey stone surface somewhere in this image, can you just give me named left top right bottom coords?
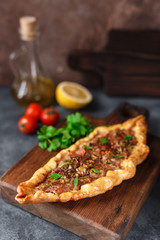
left=0, top=86, right=160, bottom=240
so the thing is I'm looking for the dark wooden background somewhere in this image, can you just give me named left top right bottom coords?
left=1, top=0, right=160, bottom=88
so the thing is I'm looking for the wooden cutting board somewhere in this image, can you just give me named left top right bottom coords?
left=0, top=103, right=160, bottom=240
left=68, top=30, right=160, bottom=96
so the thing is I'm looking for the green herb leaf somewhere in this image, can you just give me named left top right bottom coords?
left=46, top=126, right=56, bottom=138
left=49, top=173, right=62, bottom=179
left=84, top=145, right=92, bottom=150
left=124, top=135, right=132, bottom=140
left=79, top=125, right=87, bottom=136
left=74, top=176, right=78, bottom=186
left=37, top=112, right=93, bottom=152
left=60, top=143, right=68, bottom=149
left=38, top=135, right=47, bottom=141
left=71, top=129, right=79, bottom=136
left=53, top=138, right=61, bottom=148
left=38, top=141, right=47, bottom=150
left=112, top=155, right=123, bottom=158
left=91, top=168, right=100, bottom=174
left=60, top=162, right=72, bottom=167
left=39, top=125, right=48, bottom=135
left=48, top=140, right=58, bottom=151
left=100, top=137, right=108, bottom=144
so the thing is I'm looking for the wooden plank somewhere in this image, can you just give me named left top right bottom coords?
left=0, top=103, right=160, bottom=240
left=68, top=30, right=160, bottom=96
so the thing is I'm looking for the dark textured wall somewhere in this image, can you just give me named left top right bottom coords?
left=1, top=0, right=160, bottom=86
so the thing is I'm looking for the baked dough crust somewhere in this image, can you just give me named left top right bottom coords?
left=15, top=115, right=149, bottom=204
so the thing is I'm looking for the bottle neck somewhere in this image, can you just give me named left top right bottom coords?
left=21, top=37, right=43, bottom=76
left=21, top=38, right=38, bottom=59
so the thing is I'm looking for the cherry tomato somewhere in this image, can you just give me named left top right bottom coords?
left=18, top=116, right=37, bottom=134
left=25, top=103, right=43, bottom=120
left=40, top=107, right=59, bottom=126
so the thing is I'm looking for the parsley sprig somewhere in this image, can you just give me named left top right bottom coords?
left=91, top=168, right=100, bottom=174
left=37, top=112, right=93, bottom=152
left=60, top=162, right=72, bottom=167
left=84, top=145, right=92, bottom=150
left=74, top=176, right=78, bottom=186
left=124, top=135, right=132, bottom=140
left=100, top=137, right=108, bottom=144
left=49, top=173, right=62, bottom=179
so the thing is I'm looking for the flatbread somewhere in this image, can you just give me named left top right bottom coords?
left=15, top=115, right=149, bottom=204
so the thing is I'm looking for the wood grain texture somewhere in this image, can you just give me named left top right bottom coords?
left=0, top=103, right=160, bottom=240
left=68, top=30, right=160, bottom=96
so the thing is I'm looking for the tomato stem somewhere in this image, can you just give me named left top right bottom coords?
left=20, top=124, right=26, bottom=130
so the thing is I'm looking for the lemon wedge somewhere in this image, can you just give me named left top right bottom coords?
left=55, top=81, right=93, bottom=109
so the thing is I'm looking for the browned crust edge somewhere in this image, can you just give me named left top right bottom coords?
left=15, top=115, right=150, bottom=204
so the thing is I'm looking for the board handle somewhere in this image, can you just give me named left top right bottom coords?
left=68, top=50, right=104, bottom=74
left=105, top=103, right=149, bottom=125
left=86, top=103, right=148, bottom=126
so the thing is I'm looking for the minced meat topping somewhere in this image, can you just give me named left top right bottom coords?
left=37, top=129, right=137, bottom=194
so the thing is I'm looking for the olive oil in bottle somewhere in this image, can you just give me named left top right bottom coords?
left=10, top=16, right=55, bottom=107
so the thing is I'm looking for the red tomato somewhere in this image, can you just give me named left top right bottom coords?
left=69, top=149, right=86, bottom=157
left=18, top=116, right=37, bottom=134
left=25, top=103, right=43, bottom=120
left=40, top=107, right=59, bottom=126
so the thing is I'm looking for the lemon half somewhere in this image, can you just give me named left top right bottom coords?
left=55, top=81, right=93, bottom=109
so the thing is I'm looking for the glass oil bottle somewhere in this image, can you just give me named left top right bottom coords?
left=9, top=16, right=55, bottom=107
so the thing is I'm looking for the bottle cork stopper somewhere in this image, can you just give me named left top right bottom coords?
left=19, top=16, right=38, bottom=41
